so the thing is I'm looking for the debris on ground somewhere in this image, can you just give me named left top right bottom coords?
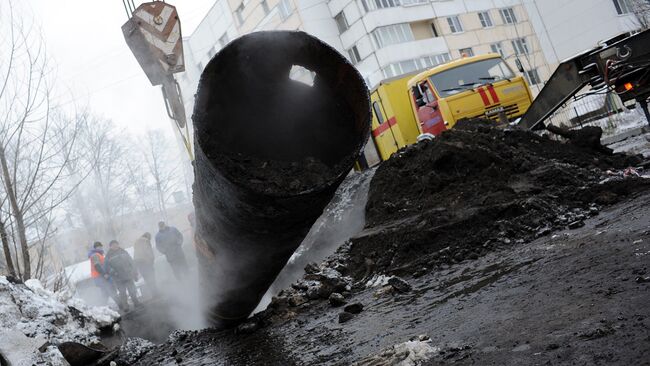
left=353, top=335, right=439, bottom=366
left=344, top=302, right=364, bottom=314
left=387, top=276, right=411, bottom=293
left=0, top=276, right=121, bottom=365
left=328, top=293, right=346, bottom=307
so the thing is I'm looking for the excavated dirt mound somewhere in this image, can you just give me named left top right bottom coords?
left=344, top=120, right=649, bottom=280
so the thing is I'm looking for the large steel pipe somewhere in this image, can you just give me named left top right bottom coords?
left=192, top=31, right=370, bottom=325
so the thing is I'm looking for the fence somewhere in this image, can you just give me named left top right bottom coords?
left=544, top=91, right=647, bottom=136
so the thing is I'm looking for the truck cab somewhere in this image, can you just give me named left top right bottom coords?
left=407, top=54, right=533, bottom=135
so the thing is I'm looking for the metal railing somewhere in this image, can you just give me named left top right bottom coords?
left=544, top=91, right=647, bottom=136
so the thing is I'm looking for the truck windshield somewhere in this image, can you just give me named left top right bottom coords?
left=429, top=58, right=515, bottom=97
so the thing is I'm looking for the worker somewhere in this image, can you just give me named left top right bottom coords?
left=133, top=232, right=157, bottom=298
left=105, top=240, right=142, bottom=311
left=87, top=241, right=118, bottom=306
left=155, top=221, right=188, bottom=280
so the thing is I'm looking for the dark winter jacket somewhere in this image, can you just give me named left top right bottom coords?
left=155, top=227, right=184, bottom=262
left=105, top=247, right=138, bottom=282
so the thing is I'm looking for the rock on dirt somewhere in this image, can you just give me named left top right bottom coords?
left=344, top=303, right=364, bottom=314
left=387, top=276, right=412, bottom=293
left=328, top=293, right=346, bottom=307
left=339, top=312, right=355, bottom=324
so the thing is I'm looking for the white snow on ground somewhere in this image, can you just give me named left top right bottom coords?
left=365, top=274, right=391, bottom=288
left=117, top=337, right=155, bottom=364
left=0, top=329, right=68, bottom=366
left=610, top=133, right=650, bottom=157
left=0, top=276, right=120, bottom=365
left=597, top=108, right=647, bottom=136
left=354, top=337, right=440, bottom=366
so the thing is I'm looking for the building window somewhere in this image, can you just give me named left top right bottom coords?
left=219, top=33, right=230, bottom=48
left=613, top=0, right=633, bottom=14
left=512, top=38, right=530, bottom=55
left=362, top=0, right=399, bottom=11
left=490, top=42, right=505, bottom=57
left=235, top=4, right=244, bottom=24
left=279, top=0, right=293, bottom=20
left=208, top=45, right=217, bottom=58
left=420, top=53, right=451, bottom=67
left=361, top=0, right=426, bottom=11
left=459, top=47, right=474, bottom=57
left=500, top=8, right=518, bottom=24
left=525, top=68, right=541, bottom=85
left=373, top=101, right=385, bottom=123
left=334, top=11, right=349, bottom=32
left=402, top=0, right=428, bottom=5
left=478, top=11, right=493, bottom=27
left=261, top=0, right=270, bottom=14
left=372, top=23, right=414, bottom=48
left=382, top=53, right=451, bottom=78
left=430, top=23, right=439, bottom=37
left=348, top=45, right=362, bottom=64
left=198, top=61, right=204, bottom=71
left=447, top=16, right=463, bottom=33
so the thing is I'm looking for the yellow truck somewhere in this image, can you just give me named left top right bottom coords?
left=366, top=53, right=534, bottom=163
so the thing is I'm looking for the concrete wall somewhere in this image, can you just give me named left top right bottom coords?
left=523, top=0, right=639, bottom=65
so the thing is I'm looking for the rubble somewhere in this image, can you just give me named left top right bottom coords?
left=344, top=303, right=364, bottom=314
left=636, top=276, right=650, bottom=283
left=338, top=312, right=354, bottom=323
left=0, top=276, right=120, bottom=365
left=328, top=293, right=346, bottom=307
left=387, top=276, right=411, bottom=293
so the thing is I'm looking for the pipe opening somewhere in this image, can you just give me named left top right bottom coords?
left=289, top=65, right=315, bottom=87
left=194, top=31, right=370, bottom=196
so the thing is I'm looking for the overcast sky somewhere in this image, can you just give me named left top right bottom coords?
left=26, top=0, right=215, bottom=136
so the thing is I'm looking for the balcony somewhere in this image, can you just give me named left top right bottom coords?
left=362, top=3, right=435, bottom=32
left=374, top=37, right=448, bottom=66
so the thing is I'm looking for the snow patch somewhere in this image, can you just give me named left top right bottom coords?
left=117, top=337, right=155, bottom=364
left=365, top=274, right=391, bottom=288
left=0, top=276, right=120, bottom=365
left=0, top=329, right=68, bottom=366
left=354, top=337, right=440, bottom=366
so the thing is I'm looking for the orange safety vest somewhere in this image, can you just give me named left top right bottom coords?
left=90, top=253, right=105, bottom=278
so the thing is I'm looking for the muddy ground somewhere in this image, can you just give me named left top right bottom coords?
left=132, top=193, right=650, bottom=365
left=128, top=123, right=650, bottom=365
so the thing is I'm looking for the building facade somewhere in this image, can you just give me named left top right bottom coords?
left=175, top=0, right=645, bottom=132
left=523, top=0, right=640, bottom=68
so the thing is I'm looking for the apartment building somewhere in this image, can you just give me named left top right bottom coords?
left=432, top=3, right=550, bottom=92
left=175, top=0, right=643, bottom=129
left=523, top=0, right=640, bottom=67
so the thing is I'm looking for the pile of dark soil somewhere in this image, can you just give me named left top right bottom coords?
left=344, top=120, right=650, bottom=280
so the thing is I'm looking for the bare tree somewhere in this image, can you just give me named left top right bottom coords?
left=142, top=130, right=182, bottom=220
left=0, top=2, right=87, bottom=280
left=0, top=210, right=16, bottom=277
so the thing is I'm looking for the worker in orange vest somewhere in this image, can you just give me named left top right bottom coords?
left=88, top=241, right=118, bottom=306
